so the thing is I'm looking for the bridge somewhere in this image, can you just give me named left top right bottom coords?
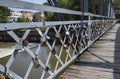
left=58, top=23, right=120, bottom=79
left=0, top=0, right=118, bottom=79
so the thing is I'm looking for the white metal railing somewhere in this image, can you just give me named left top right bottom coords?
left=0, top=0, right=116, bottom=79
left=0, top=0, right=107, bottom=18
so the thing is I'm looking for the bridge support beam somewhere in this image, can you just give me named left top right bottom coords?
left=98, top=0, right=103, bottom=15
left=91, top=0, right=96, bottom=14
left=47, top=0, right=65, bottom=21
left=81, top=0, right=88, bottom=20
left=107, top=0, right=112, bottom=18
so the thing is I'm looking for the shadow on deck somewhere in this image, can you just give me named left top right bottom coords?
left=114, top=27, right=120, bottom=79
left=58, top=24, right=120, bottom=79
left=75, top=26, right=120, bottom=79
left=75, top=27, right=120, bottom=79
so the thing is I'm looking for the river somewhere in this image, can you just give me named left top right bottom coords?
left=0, top=42, right=71, bottom=79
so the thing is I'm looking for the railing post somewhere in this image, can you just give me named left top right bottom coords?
left=88, top=15, right=91, bottom=46
left=102, top=17, right=105, bottom=32
left=98, top=0, right=103, bottom=15
left=108, top=0, right=112, bottom=18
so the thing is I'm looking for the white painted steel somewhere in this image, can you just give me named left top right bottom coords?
left=0, top=20, right=107, bottom=31
left=0, top=20, right=116, bottom=79
left=0, top=0, right=107, bottom=18
left=0, top=0, right=116, bottom=79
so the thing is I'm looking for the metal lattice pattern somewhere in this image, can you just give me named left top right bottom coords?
left=0, top=20, right=115, bottom=79
left=0, top=0, right=116, bottom=79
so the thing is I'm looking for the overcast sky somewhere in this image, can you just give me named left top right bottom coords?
left=20, top=0, right=47, bottom=4
left=11, top=0, right=47, bottom=12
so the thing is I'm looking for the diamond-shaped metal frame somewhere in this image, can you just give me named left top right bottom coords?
left=0, top=20, right=115, bottom=79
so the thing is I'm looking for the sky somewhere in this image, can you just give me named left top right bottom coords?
left=20, top=0, right=47, bottom=4
left=10, top=0, right=47, bottom=12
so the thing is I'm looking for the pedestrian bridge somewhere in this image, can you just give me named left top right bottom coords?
left=58, top=23, right=120, bottom=79
left=0, top=0, right=118, bottom=79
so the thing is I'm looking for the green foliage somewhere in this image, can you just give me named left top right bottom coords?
left=17, top=17, right=29, bottom=22
left=57, top=0, right=71, bottom=9
left=43, top=2, right=49, bottom=6
left=0, top=6, right=11, bottom=23
left=44, top=0, right=81, bottom=21
left=33, top=13, right=41, bottom=22
left=0, top=6, right=11, bottom=16
left=57, top=0, right=81, bottom=20
left=113, top=0, right=120, bottom=18
left=45, top=12, right=56, bottom=21
left=0, top=14, right=9, bottom=23
left=33, top=12, right=45, bottom=22
left=44, top=0, right=120, bottom=20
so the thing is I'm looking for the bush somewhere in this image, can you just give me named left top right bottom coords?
left=17, top=17, right=29, bottom=22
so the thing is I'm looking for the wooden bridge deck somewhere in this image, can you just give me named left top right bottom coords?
left=58, top=23, right=120, bottom=79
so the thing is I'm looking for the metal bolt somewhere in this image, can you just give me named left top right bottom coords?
left=4, top=26, right=7, bottom=29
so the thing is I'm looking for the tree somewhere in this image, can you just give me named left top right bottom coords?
left=44, top=0, right=79, bottom=21
left=0, top=6, right=11, bottom=23
left=43, top=2, right=57, bottom=21
left=33, top=12, right=45, bottom=22
left=17, top=17, right=29, bottom=22
left=44, top=0, right=120, bottom=20
left=113, top=0, right=120, bottom=18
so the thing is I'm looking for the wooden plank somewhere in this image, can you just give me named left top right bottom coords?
left=58, top=24, right=120, bottom=79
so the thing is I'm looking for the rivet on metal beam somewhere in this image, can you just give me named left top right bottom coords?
left=4, top=26, right=7, bottom=30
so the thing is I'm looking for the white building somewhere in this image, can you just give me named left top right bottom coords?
left=8, top=12, right=22, bottom=22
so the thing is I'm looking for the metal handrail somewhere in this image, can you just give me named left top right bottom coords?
left=0, top=0, right=116, bottom=79
left=0, top=0, right=108, bottom=18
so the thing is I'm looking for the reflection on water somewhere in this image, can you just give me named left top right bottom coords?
left=10, top=46, right=50, bottom=79
left=0, top=43, right=50, bottom=79
left=0, top=42, right=72, bottom=79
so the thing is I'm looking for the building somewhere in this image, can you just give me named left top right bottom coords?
left=8, top=12, right=22, bottom=22
left=8, top=11, right=34, bottom=22
left=21, top=11, right=33, bottom=22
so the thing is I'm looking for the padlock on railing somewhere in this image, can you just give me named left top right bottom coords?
left=32, top=55, right=40, bottom=68
left=55, top=33, right=62, bottom=40
left=22, top=39, right=29, bottom=46
left=0, top=67, right=13, bottom=79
